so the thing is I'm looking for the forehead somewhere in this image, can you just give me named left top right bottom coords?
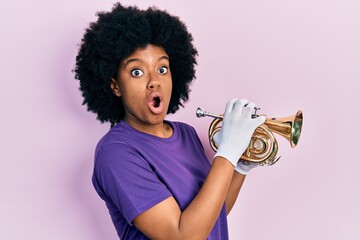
left=122, top=44, right=169, bottom=63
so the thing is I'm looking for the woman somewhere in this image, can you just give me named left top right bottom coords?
left=74, top=3, right=264, bottom=239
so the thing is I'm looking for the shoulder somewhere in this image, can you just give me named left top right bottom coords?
left=94, top=124, right=144, bottom=169
left=94, top=141, right=139, bottom=174
left=95, top=121, right=141, bottom=154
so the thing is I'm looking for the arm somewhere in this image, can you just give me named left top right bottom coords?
left=225, top=172, right=246, bottom=215
left=225, top=160, right=261, bottom=214
left=133, top=99, right=265, bottom=239
left=133, top=156, right=234, bottom=240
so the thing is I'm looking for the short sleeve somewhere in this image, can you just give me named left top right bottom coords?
left=92, top=142, right=173, bottom=224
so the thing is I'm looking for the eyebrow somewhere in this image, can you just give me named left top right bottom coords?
left=122, top=55, right=169, bottom=67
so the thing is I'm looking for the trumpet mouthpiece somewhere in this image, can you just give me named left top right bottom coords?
left=196, top=107, right=222, bottom=119
left=196, top=107, right=206, bottom=118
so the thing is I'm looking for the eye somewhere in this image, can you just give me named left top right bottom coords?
left=131, top=69, right=144, bottom=77
left=158, top=66, right=168, bottom=75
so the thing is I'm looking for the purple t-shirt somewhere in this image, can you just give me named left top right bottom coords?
left=92, top=120, right=228, bottom=239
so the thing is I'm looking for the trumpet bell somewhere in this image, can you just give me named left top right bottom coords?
left=265, top=110, right=303, bottom=148
left=292, top=111, right=303, bottom=147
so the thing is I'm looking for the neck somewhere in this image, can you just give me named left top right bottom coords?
left=123, top=118, right=173, bottom=138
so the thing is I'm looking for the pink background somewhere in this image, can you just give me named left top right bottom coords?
left=1, top=0, right=359, bottom=239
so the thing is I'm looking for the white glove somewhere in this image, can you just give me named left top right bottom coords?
left=234, top=160, right=259, bottom=175
left=214, top=98, right=265, bottom=167
left=213, top=131, right=260, bottom=175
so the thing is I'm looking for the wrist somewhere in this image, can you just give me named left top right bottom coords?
left=214, top=152, right=237, bottom=167
left=234, top=160, right=258, bottom=175
left=214, top=144, right=246, bottom=167
left=234, top=166, right=249, bottom=175
left=234, top=168, right=247, bottom=176
left=213, top=154, right=236, bottom=168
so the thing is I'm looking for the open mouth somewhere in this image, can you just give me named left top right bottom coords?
left=151, top=96, right=161, bottom=108
left=148, top=93, right=164, bottom=115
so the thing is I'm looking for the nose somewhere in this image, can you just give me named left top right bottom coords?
left=147, top=73, right=160, bottom=90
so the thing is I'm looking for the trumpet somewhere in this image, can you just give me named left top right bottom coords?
left=196, top=107, right=303, bottom=166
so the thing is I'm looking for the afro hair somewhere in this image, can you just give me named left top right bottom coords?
left=74, top=3, right=198, bottom=126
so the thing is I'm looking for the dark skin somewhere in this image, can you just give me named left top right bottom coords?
left=110, top=44, right=246, bottom=239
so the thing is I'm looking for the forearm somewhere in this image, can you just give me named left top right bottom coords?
left=225, top=171, right=246, bottom=215
left=178, top=156, right=234, bottom=239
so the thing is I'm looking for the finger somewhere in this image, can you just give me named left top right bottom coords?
left=242, top=101, right=256, bottom=116
left=254, top=115, right=266, bottom=125
left=224, top=98, right=238, bottom=115
left=233, top=98, right=249, bottom=113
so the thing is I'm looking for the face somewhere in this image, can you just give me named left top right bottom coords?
left=111, top=44, right=172, bottom=131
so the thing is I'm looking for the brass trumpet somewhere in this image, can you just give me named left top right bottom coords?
left=196, top=107, right=303, bottom=166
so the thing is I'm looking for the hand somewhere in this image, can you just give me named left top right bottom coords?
left=214, top=132, right=260, bottom=175
left=214, top=98, right=265, bottom=167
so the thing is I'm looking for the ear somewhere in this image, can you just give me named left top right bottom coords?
left=110, top=78, right=122, bottom=97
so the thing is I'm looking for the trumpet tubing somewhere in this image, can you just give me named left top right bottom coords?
left=196, top=107, right=303, bottom=166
